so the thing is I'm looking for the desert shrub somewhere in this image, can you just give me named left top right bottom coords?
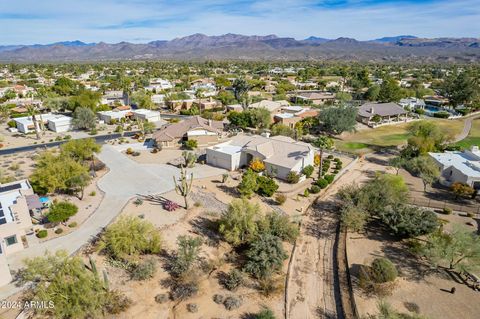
left=327, top=155, right=334, bottom=160
left=238, top=169, right=258, bottom=198
left=54, top=228, right=63, bottom=234
left=169, top=281, right=199, bottom=301
left=254, top=307, right=276, bottom=319
left=302, top=165, right=314, bottom=178
left=341, top=205, right=368, bottom=233
left=104, top=290, right=133, bottom=315
left=316, top=178, right=329, bottom=189
left=89, top=191, right=96, bottom=196
left=310, top=185, right=321, bottom=194
left=133, top=198, right=143, bottom=206
left=379, top=205, right=439, bottom=238
left=257, top=276, right=284, bottom=297
left=169, top=236, right=203, bottom=277
left=371, top=258, right=398, bottom=283
left=218, top=198, right=260, bottom=246
left=324, top=174, right=334, bottom=184
left=275, top=194, right=287, bottom=205
left=286, top=171, right=300, bottom=184
left=442, top=207, right=452, bottom=215
left=223, top=295, right=242, bottom=311
left=256, top=175, right=279, bottom=197
left=155, top=293, right=169, bottom=303
left=130, top=259, right=157, bottom=280
left=222, top=269, right=244, bottom=291
left=258, top=212, right=299, bottom=243
left=126, top=148, right=133, bottom=155
left=244, top=234, right=288, bottom=279
left=213, top=294, right=224, bottom=304
left=7, top=120, right=16, bottom=128
left=186, top=303, right=198, bottom=313
left=163, top=200, right=180, bottom=212
left=36, top=230, right=48, bottom=238
left=304, top=189, right=310, bottom=197
left=99, top=216, right=161, bottom=261
left=68, top=222, right=77, bottom=228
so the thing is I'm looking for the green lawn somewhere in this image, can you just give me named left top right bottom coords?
left=336, top=119, right=465, bottom=154
left=454, top=119, right=480, bottom=150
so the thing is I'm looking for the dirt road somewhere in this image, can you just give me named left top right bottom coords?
left=286, top=154, right=391, bottom=319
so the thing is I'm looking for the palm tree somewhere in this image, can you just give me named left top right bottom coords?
left=25, top=104, right=41, bottom=140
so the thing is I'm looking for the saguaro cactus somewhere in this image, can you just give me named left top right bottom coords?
left=173, top=166, right=194, bottom=209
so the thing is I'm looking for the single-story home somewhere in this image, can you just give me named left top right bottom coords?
left=101, top=90, right=126, bottom=106
left=206, top=134, right=314, bottom=180
left=357, top=102, right=410, bottom=127
left=399, top=97, right=426, bottom=110
left=47, top=115, right=73, bottom=133
left=273, top=106, right=319, bottom=128
left=293, top=92, right=336, bottom=105
left=131, top=109, right=161, bottom=122
left=248, top=100, right=290, bottom=113
left=152, top=115, right=224, bottom=148
left=14, top=113, right=57, bottom=133
left=97, top=108, right=132, bottom=124
left=429, top=146, right=480, bottom=189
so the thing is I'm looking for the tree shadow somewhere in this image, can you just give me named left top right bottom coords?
left=217, top=184, right=239, bottom=197
left=138, top=194, right=170, bottom=206
left=303, top=200, right=339, bottom=240
left=189, top=216, right=221, bottom=246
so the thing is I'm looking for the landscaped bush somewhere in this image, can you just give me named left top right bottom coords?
left=186, top=303, right=198, bottom=313
left=303, top=189, right=310, bottom=197
left=327, top=155, right=334, bottom=160
left=302, top=165, right=314, bottom=178
left=7, top=120, right=16, bottom=128
left=130, top=259, right=157, bottom=281
left=442, top=207, right=452, bottom=215
left=324, top=174, right=334, bottom=184
left=126, top=148, right=134, bottom=155
left=54, top=228, right=63, bottom=234
left=169, top=281, right=199, bottom=301
left=258, top=212, right=299, bottom=243
left=163, top=200, right=180, bottom=212
left=275, top=194, right=287, bottom=205
left=249, top=158, right=266, bottom=172
left=36, top=230, right=48, bottom=238
left=184, top=139, right=198, bottom=150
left=254, top=307, right=276, bottom=319
left=379, top=205, right=439, bottom=238
left=154, top=294, right=169, bottom=304
left=68, top=222, right=77, bottom=228
left=310, top=185, right=321, bottom=194
left=286, top=171, right=300, bottom=184
left=433, top=111, right=451, bottom=119
left=244, top=234, right=288, bottom=279
left=213, top=294, right=224, bottom=304
left=256, top=176, right=279, bottom=197
left=316, top=178, right=329, bottom=189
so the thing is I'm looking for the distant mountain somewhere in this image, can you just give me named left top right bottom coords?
left=0, top=34, right=478, bottom=62
left=373, top=35, right=417, bottom=43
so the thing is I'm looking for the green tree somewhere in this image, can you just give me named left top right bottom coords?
left=249, top=107, right=272, bottom=129
left=341, top=205, right=368, bottom=233
left=244, top=234, right=288, bottom=279
left=19, top=251, right=129, bottom=319
left=68, top=90, right=101, bottom=111
left=319, top=105, right=357, bottom=135
left=99, top=216, right=161, bottom=261
left=258, top=211, right=299, bottom=243
left=218, top=198, right=260, bottom=246
left=233, top=78, right=251, bottom=108
left=406, top=156, right=440, bottom=192
left=388, top=156, right=407, bottom=175
left=378, top=77, right=403, bottom=102
left=256, top=175, right=279, bottom=197
left=423, top=227, right=480, bottom=272
left=131, top=90, right=154, bottom=109
left=312, top=135, right=334, bottom=150
left=407, top=121, right=447, bottom=154
left=271, top=123, right=295, bottom=138
left=379, top=205, right=439, bottom=238
left=441, top=71, right=479, bottom=107
left=46, top=201, right=78, bottom=224
left=216, top=90, right=236, bottom=106
left=60, top=138, right=101, bottom=162
left=72, top=107, right=96, bottom=131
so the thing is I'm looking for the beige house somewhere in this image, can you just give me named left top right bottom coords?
left=206, top=135, right=315, bottom=180
left=357, top=102, right=410, bottom=127
left=0, top=180, right=37, bottom=286
left=294, top=92, right=336, bottom=105
left=152, top=116, right=224, bottom=148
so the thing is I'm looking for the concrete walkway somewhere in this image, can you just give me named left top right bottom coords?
left=453, top=113, right=480, bottom=143
left=0, top=145, right=224, bottom=299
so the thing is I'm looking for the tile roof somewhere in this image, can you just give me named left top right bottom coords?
left=358, top=102, right=408, bottom=118
left=153, top=116, right=223, bottom=142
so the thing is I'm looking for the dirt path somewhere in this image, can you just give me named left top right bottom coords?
left=287, top=155, right=391, bottom=319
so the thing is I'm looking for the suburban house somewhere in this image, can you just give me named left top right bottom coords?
left=101, top=90, right=127, bottom=106
left=145, top=78, right=173, bottom=92
left=424, top=95, right=449, bottom=107
left=248, top=100, right=290, bottom=113
left=293, top=92, right=336, bottom=105
left=399, top=97, right=426, bottom=110
left=429, top=146, right=480, bottom=189
left=166, top=99, right=195, bottom=111
left=0, top=180, right=38, bottom=286
left=152, top=116, right=224, bottom=148
left=131, top=109, right=161, bottom=122
left=357, top=102, right=410, bottom=127
left=97, top=108, right=132, bottom=124
left=273, top=106, right=319, bottom=128
left=226, top=104, right=244, bottom=112
left=14, top=113, right=73, bottom=133
left=206, top=134, right=315, bottom=180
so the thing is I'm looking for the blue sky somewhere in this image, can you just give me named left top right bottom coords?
left=0, top=0, right=479, bottom=44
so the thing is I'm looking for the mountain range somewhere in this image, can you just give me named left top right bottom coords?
left=0, top=34, right=478, bottom=62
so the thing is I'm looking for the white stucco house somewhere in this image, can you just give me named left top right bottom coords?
left=131, top=109, right=161, bottom=122
left=206, top=135, right=315, bottom=180
left=47, top=114, right=73, bottom=133
left=429, top=146, right=480, bottom=189
left=14, top=113, right=72, bottom=133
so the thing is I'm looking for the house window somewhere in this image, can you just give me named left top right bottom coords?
left=5, top=235, right=17, bottom=246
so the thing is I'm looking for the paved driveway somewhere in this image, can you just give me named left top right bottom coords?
left=0, top=145, right=224, bottom=298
